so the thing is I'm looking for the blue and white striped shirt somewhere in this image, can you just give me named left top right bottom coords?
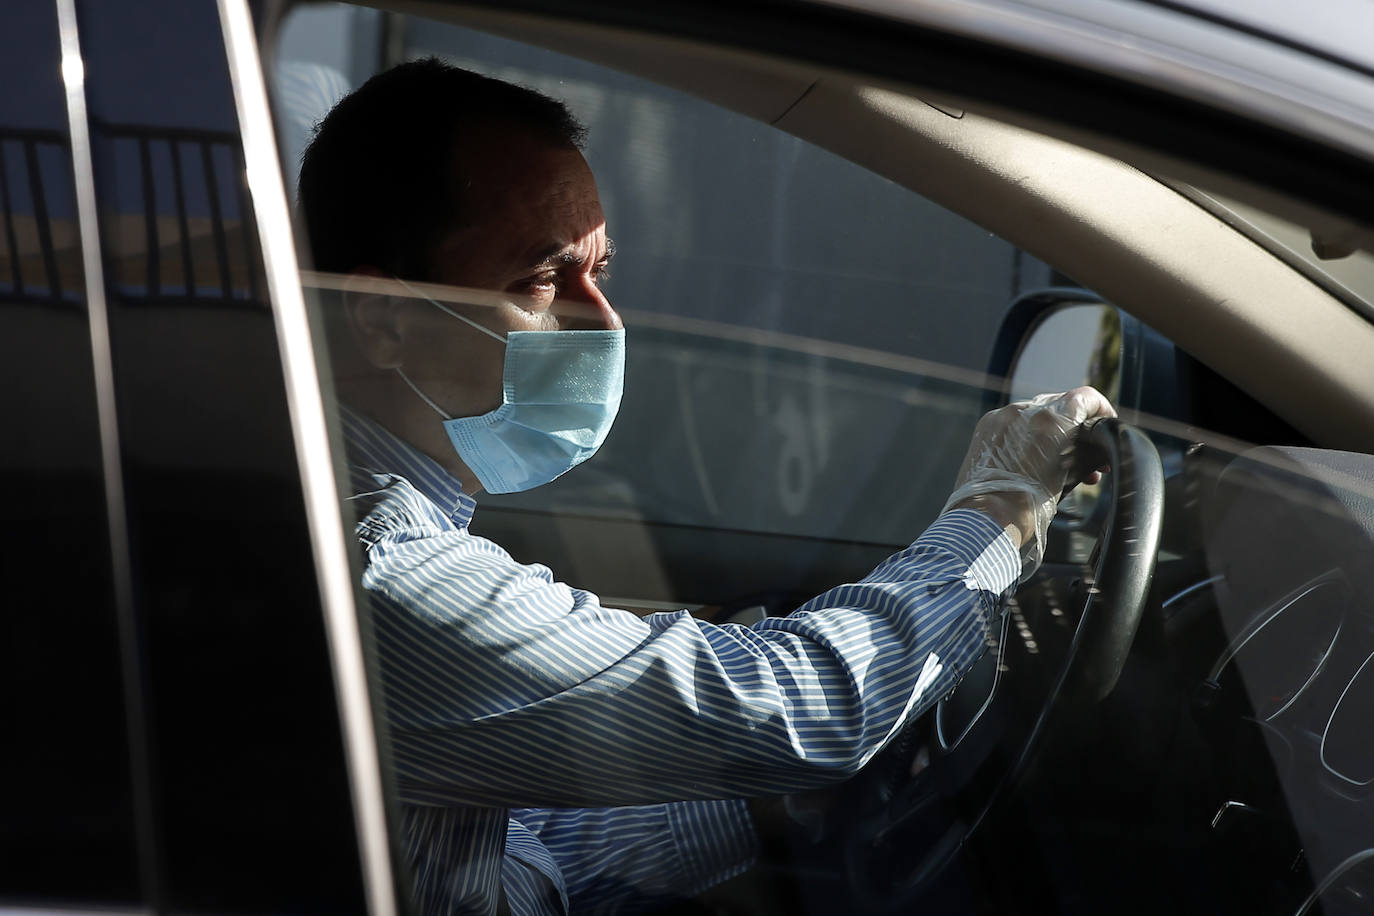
left=340, top=405, right=1020, bottom=915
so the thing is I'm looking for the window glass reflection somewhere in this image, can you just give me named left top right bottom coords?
left=0, top=0, right=137, bottom=902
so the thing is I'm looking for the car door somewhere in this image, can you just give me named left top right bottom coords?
left=1, top=0, right=381, bottom=910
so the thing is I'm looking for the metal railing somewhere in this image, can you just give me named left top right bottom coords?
left=0, top=127, right=73, bottom=305
left=0, top=122, right=268, bottom=307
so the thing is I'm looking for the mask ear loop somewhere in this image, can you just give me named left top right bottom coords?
left=395, top=276, right=508, bottom=343
left=391, top=276, right=509, bottom=421
left=395, top=367, right=455, bottom=420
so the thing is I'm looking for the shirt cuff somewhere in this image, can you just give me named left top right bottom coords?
left=923, top=508, right=1021, bottom=599
left=663, top=798, right=759, bottom=896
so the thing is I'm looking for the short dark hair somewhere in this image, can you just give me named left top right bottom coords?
left=297, top=58, right=586, bottom=279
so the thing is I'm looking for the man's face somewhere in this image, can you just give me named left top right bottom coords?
left=395, top=126, right=622, bottom=425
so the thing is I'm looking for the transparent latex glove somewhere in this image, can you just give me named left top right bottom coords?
left=941, top=386, right=1116, bottom=581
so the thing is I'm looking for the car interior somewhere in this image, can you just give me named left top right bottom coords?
left=255, top=1, right=1374, bottom=913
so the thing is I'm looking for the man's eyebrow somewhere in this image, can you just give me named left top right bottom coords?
left=526, top=243, right=568, bottom=268
left=526, top=238, right=616, bottom=268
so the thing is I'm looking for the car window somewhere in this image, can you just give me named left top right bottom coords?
left=0, top=0, right=139, bottom=902
left=278, top=8, right=1060, bottom=607
left=270, top=5, right=1374, bottom=916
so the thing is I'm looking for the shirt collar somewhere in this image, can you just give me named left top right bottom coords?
left=338, top=403, right=477, bottom=528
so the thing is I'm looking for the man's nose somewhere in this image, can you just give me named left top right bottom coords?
left=554, top=279, right=623, bottom=331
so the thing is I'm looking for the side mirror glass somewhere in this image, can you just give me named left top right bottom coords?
left=1007, top=303, right=1123, bottom=527
left=1008, top=303, right=1122, bottom=404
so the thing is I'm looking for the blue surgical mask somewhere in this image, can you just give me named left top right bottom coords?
left=394, top=287, right=625, bottom=494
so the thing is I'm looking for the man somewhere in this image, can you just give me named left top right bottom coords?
left=298, top=58, right=1113, bottom=915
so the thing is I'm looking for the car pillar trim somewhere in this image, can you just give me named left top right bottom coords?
left=53, top=0, right=162, bottom=901
left=215, top=1, right=399, bottom=913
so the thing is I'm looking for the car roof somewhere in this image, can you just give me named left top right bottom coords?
left=1146, top=0, right=1374, bottom=72
left=814, top=0, right=1374, bottom=164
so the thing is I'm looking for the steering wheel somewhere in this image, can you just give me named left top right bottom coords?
left=838, top=418, right=1165, bottom=908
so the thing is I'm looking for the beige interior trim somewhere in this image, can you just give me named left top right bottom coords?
left=774, top=82, right=1374, bottom=452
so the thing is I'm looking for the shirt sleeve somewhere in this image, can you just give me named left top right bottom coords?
left=362, top=502, right=1018, bottom=809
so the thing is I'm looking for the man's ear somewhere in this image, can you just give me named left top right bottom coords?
left=343, top=267, right=408, bottom=369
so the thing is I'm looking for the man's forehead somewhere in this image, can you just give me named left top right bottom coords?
left=454, top=125, right=592, bottom=197
left=450, top=137, right=606, bottom=259
left=436, top=138, right=610, bottom=280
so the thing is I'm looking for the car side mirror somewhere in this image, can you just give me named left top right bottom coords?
left=985, top=289, right=1136, bottom=411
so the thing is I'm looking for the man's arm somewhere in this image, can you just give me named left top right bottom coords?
left=367, top=506, right=1015, bottom=808
left=364, top=387, right=1109, bottom=808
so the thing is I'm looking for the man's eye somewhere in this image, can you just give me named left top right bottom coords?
left=519, top=274, right=559, bottom=293
left=593, top=263, right=611, bottom=285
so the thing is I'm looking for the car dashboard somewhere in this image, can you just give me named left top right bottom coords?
left=933, top=384, right=1374, bottom=914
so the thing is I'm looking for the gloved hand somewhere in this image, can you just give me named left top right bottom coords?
left=942, top=386, right=1116, bottom=580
